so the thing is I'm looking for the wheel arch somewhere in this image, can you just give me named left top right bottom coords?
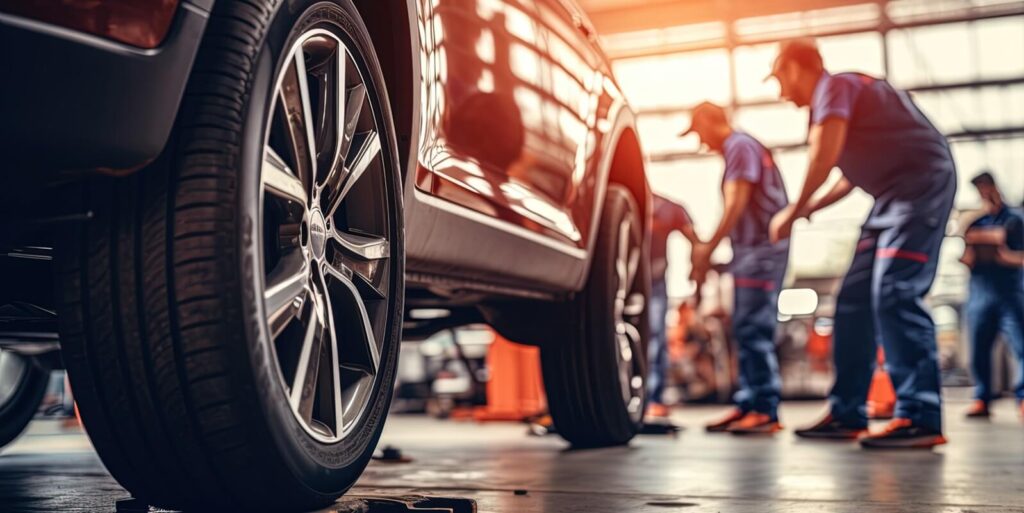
left=353, top=0, right=420, bottom=185
left=577, top=109, right=651, bottom=291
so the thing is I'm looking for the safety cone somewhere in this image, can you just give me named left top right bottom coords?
left=867, top=348, right=896, bottom=420
left=474, top=332, right=547, bottom=421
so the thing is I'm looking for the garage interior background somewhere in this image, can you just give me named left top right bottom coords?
left=570, top=0, right=1024, bottom=391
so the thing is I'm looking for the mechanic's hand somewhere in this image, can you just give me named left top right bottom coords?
left=770, top=207, right=796, bottom=244
left=959, top=246, right=975, bottom=269
left=690, top=242, right=712, bottom=284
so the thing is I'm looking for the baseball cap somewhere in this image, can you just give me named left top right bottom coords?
left=678, top=102, right=727, bottom=137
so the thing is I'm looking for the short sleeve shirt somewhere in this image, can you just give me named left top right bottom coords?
left=722, top=132, right=788, bottom=249
left=810, top=72, right=957, bottom=228
left=968, top=206, right=1024, bottom=285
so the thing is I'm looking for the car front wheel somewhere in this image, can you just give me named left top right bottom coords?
left=55, top=1, right=404, bottom=510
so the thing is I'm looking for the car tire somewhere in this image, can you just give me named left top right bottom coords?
left=541, top=184, right=650, bottom=447
left=54, top=1, right=404, bottom=510
left=0, top=351, right=49, bottom=449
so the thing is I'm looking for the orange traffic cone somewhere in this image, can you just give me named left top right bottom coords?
left=474, top=332, right=547, bottom=421
left=867, top=348, right=896, bottom=420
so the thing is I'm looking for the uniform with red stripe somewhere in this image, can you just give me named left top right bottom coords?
left=811, top=70, right=955, bottom=442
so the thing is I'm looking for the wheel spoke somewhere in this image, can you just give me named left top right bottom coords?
left=338, top=84, right=367, bottom=163
left=290, top=291, right=326, bottom=421
left=326, top=129, right=379, bottom=218
left=327, top=229, right=387, bottom=299
left=333, top=229, right=389, bottom=261
left=279, top=50, right=318, bottom=191
left=318, top=271, right=345, bottom=436
left=264, top=253, right=310, bottom=339
left=322, top=264, right=380, bottom=374
left=263, top=147, right=308, bottom=206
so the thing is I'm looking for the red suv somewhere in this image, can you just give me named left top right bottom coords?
left=0, top=0, right=651, bottom=510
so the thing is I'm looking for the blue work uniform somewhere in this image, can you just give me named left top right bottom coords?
left=647, top=196, right=694, bottom=404
left=816, top=72, right=957, bottom=431
left=722, top=132, right=790, bottom=419
left=966, top=206, right=1024, bottom=404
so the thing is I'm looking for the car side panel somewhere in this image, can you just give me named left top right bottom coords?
left=406, top=0, right=640, bottom=294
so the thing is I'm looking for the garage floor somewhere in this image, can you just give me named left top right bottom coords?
left=1, top=398, right=1022, bottom=512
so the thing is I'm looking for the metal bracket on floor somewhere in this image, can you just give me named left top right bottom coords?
left=334, top=495, right=477, bottom=513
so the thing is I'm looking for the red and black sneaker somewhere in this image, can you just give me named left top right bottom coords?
left=705, top=408, right=746, bottom=433
left=794, top=413, right=866, bottom=440
left=964, top=400, right=990, bottom=419
left=727, top=412, right=783, bottom=435
left=859, top=418, right=947, bottom=449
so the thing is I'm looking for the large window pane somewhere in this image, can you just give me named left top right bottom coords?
left=887, top=23, right=973, bottom=87
left=818, top=32, right=886, bottom=76
left=976, top=17, right=1024, bottom=79
left=912, top=84, right=1024, bottom=133
left=734, top=103, right=808, bottom=146
left=613, top=49, right=731, bottom=110
left=636, top=112, right=700, bottom=157
left=735, top=43, right=781, bottom=102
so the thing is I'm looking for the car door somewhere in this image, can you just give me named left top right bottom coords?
left=530, top=0, right=608, bottom=250
left=416, top=0, right=590, bottom=247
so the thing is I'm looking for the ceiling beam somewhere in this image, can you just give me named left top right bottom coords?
left=582, top=0, right=877, bottom=35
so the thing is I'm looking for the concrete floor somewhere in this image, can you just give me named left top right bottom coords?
left=1, top=397, right=1023, bottom=512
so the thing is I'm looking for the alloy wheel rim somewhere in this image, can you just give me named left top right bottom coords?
left=0, top=350, right=28, bottom=411
left=261, top=28, right=392, bottom=444
left=614, top=218, right=646, bottom=424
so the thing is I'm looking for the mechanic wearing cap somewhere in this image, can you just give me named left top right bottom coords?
left=681, top=102, right=790, bottom=435
left=961, top=171, right=1024, bottom=420
left=767, top=39, right=956, bottom=449
left=646, top=195, right=699, bottom=420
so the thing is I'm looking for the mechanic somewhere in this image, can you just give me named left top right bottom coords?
left=960, top=171, right=1024, bottom=420
left=768, top=39, right=956, bottom=449
left=680, top=102, right=790, bottom=435
left=646, top=195, right=699, bottom=419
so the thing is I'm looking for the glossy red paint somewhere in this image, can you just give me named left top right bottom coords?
left=2, top=0, right=179, bottom=48
left=415, top=0, right=628, bottom=251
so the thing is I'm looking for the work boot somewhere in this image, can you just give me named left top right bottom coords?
left=794, top=412, right=866, bottom=440
left=726, top=412, right=782, bottom=435
left=705, top=408, right=746, bottom=433
left=859, top=418, right=947, bottom=449
left=964, top=400, right=990, bottom=419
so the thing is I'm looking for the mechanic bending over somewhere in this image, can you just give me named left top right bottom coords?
left=646, top=195, right=699, bottom=420
left=680, top=102, right=790, bottom=435
left=768, top=39, right=956, bottom=449
left=960, top=171, right=1024, bottom=420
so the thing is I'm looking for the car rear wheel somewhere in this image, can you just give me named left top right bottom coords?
left=541, top=184, right=649, bottom=447
left=55, top=1, right=403, bottom=510
left=0, top=350, right=48, bottom=449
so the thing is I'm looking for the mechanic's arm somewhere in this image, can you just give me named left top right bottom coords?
left=690, top=180, right=752, bottom=284
left=770, top=118, right=848, bottom=243
left=707, top=180, right=753, bottom=252
left=679, top=222, right=700, bottom=245
left=996, top=218, right=1024, bottom=268
left=960, top=245, right=976, bottom=269
left=996, top=247, right=1024, bottom=267
left=801, top=176, right=855, bottom=218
